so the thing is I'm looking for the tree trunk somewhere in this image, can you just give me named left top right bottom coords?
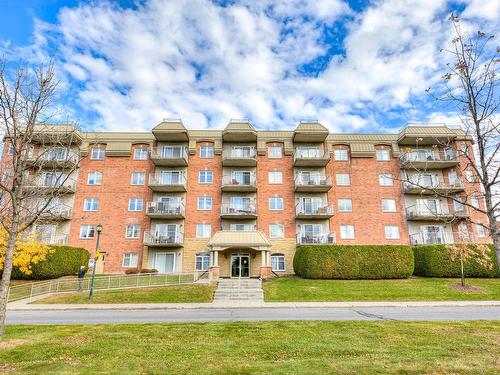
left=0, top=222, right=18, bottom=340
left=492, top=230, right=500, bottom=271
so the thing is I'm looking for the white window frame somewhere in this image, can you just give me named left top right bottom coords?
left=131, top=172, right=145, bottom=185
left=268, top=145, right=282, bottom=159
left=83, top=198, right=99, bottom=212
left=376, top=149, right=391, bottom=161
left=334, top=148, right=348, bottom=161
left=381, top=199, right=397, bottom=212
left=338, top=199, right=352, bottom=212
left=269, top=197, right=284, bottom=210
left=196, top=224, right=212, bottom=238
left=268, top=171, right=283, bottom=184
left=122, top=253, right=138, bottom=268
left=197, top=196, right=213, bottom=210
left=125, top=224, right=141, bottom=239
left=79, top=225, right=95, bottom=239
left=271, top=254, right=286, bottom=272
left=476, top=224, right=485, bottom=238
left=195, top=253, right=210, bottom=271
left=470, top=196, right=480, bottom=209
left=465, top=170, right=474, bottom=183
left=385, top=225, right=400, bottom=239
left=379, top=173, right=393, bottom=186
left=199, top=170, right=213, bottom=184
left=269, top=224, right=284, bottom=238
left=87, top=172, right=103, bottom=185
left=128, top=198, right=143, bottom=212
left=200, top=145, right=214, bottom=158
left=336, top=173, right=350, bottom=186
left=340, top=224, right=355, bottom=240
left=134, top=147, right=148, bottom=160
left=91, top=146, right=105, bottom=160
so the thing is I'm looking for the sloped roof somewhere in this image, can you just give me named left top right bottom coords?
left=222, top=120, right=257, bottom=142
left=207, top=230, right=271, bottom=249
left=293, top=121, right=329, bottom=142
left=152, top=120, right=189, bottom=141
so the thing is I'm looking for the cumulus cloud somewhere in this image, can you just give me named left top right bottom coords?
left=2, top=0, right=497, bottom=132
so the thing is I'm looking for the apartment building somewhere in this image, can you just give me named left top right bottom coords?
left=5, top=121, right=491, bottom=279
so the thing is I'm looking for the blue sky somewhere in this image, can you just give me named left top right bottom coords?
left=0, top=0, right=498, bottom=132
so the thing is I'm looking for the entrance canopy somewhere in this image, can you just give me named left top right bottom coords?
left=207, top=230, right=271, bottom=252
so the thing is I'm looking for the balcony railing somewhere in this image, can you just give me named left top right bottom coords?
left=222, top=148, right=257, bottom=166
left=25, top=177, right=77, bottom=192
left=296, top=202, right=334, bottom=218
left=226, top=224, right=258, bottom=231
left=220, top=202, right=257, bottom=217
left=28, top=233, right=68, bottom=245
left=400, top=149, right=458, bottom=169
left=221, top=174, right=256, bottom=189
left=144, top=231, right=184, bottom=246
left=148, top=173, right=186, bottom=191
left=409, top=231, right=454, bottom=245
left=296, top=233, right=336, bottom=245
left=38, top=205, right=73, bottom=221
left=146, top=201, right=185, bottom=217
left=406, top=204, right=470, bottom=220
left=295, top=174, right=332, bottom=191
left=293, top=149, right=330, bottom=166
left=403, top=177, right=464, bottom=194
left=27, top=150, right=79, bottom=167
left=150, top=147, right=188, bottom=165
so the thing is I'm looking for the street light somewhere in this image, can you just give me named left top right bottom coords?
left=88, top=223, right=103, bottom=299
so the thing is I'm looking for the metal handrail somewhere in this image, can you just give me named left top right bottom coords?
left=150, top=146, right=188, bottom=160
left=296, top=233, right=336, bottom=244
left=403, top=176, right=464, bottom=190
left=144, top=231, right=184, bottom=245
left=27, top=149, right=79, bottom=163
left=221, top=202, right=257, bottom=215
left=222, top=147, right=257, bottom=159
left=400, top=149, right=457, bottom=163
left=293, top=149, right=329, bottom=160
left=296, top=202, right=334, bottom=215
left=146, top=201, right=185, bottom=215
left=409, top=231, right=454, bottom=245
left=148, top=172, right=186, bottom=186
left=25, top=176, right=77, bottom=190
left=406, top=204, right=450, bottom=217
left=295, top=174, right=332, bottom=186
left=221, top=173, right=256, bottom=186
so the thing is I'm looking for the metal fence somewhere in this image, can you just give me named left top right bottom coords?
left=7, top=272, right=207, bottom=303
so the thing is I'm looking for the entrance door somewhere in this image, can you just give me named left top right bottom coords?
left=155, top=253, right=175, bottom=273
left=231, top=254, right=250, bottom=278
left=95, top=252, right=106, bottom=274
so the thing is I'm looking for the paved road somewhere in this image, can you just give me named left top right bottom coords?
left=6, top=306, right=500, bottom=325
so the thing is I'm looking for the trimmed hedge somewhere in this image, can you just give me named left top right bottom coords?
left=293, top=245, right=414, bottom=279
left=11, top=245, right=90, bottom=280
left=413, top=244, right=499, bottom=278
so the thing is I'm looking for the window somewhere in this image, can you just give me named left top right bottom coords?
left=476, top=224, right=485, bottom=238
left=268, top=145, right=282, bottom=158
left=128, top=198, right=143, bottom=211
left=268, top=171, right=283, bottom=184
left=199, top=170, right=213, bottom=184
left=122, top=253, right=138, bottom=268
left=131, top=172, right=145, bottom=185
left=336, top=173, right=350, bottom=186
left=376, top=149, right=391, bottom=161
left=195, top=253, right=210, bottom=271
left=271, top=254, right=286, bottom=271
left=79, top=225, right=95, bottom=239
left=91, top=146, right=105, bottom=160
left=454, top=197, right=465, bottom=212
left=125, top=225, right=141, bottom=239
left=196, top=224, right=211, bottom=238
left=461, top=143, right=469, bottom=157
left=385, top=225, right=400, bottom=239
left=8, top=144, right=14, bottom=155
left=379, top=173, right=393, bottom=186
left=465, top=170, right=474, bottom=183
left=334, top=148, right=348, bottom=161
left=134, top=147, right=148, bottom=160
left=338, top=199, right=352, bottom=212
left=269, top=224, right=284, bottom=238
left=269, top=197, right=284, bottom=210
left=470, top=196, right=479, bottom=209
left=381, top=199, right=397, bottom=212
left=2, top=169, right=10, bottom=183
left=197, top=196, right=212, bottom=210
left=230, top=224, right=255, bottom=231
left=87, top=172, right=102, bottom=185
left=83, top=198, right=99, bottom=211
left=340, top=224, right=355, bottom=239
left=200, top=145, right=214, bottom=158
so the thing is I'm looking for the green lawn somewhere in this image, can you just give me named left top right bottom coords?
left=34, top=284, right=215, bottom=304
left=263, top=276, right=500, bottom=302
left=1, top=321, right=499, bottom=374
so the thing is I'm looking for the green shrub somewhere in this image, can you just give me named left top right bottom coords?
left=413, top=244, right=499, bottom=277
left=293, top=244, right=414, bottom=279
left=11, top=245, right=90, bottom=280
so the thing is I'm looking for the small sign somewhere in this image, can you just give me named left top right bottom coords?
left=88, top=258, right=95, bottom=268
left=95, top=250, right=101, bottom=259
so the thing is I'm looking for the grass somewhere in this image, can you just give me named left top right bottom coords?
left=263, top=276, right=500, bottom=302
left=33, top=284, right=215, bottom=304
left=0, top=321, right=499, bottom=374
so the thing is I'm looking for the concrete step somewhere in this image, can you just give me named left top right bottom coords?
left=214, top=278, right=264, bottom=301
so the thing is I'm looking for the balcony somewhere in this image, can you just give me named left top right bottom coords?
left=28, top=232, right=68, bottom=245
left=38, top=205, right=73, bottom=221
left=222, top=148, right=257, bottom=167
left=296, top=233, right=336, bottom=245
left=293, top=149, right=330, bottom=167
left=406, top=204, right=470, bottom=221
left=146, top=201, right=185, bottom=219
left=409, top=231, right=454, bottom=245
left=24, top=177, right=77, bottom=194
left=220, top=202, right=257, bottom=219
left=403, top=178, right=464, bottom=195
left=221, top=174, right=257, bottom=192
left=296, top=202, right=334, bottom=219
left=26, top=150, right=79, bottom=169
left=148, top=173, right=186, bottom=192
left=400, top=150, right=458, bottom=170
left=150, top=147, right=188, bottom=166
left=295, top=174, right=332, bottom=192
left=144, top=231, right=184, bottom=247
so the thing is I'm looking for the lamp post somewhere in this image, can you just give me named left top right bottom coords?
left=88, top=224, right=103, bottom=299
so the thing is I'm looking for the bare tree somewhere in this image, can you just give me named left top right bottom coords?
left=0, top=60, right=82, bottom=340
left=402, top=14, right=499, bottom=264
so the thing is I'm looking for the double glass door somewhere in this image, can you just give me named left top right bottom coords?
left=231, top=254, right=250, bottom=278
left=155, top=253, right=175, bottom=273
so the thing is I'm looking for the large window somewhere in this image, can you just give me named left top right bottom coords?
left=122, top=253, right=138, bottom=268
left=268, top=145, right=282, bottom=158
left=197, top=196, right=213, bottom=210
left=200, top=145, right=214, bottom=158
left=196, top=224, right=212, bottom=238
left=268, top=171, right=283, bottom=184
left=125, top=225, right=141, bottom=239
left=128, top=198, right=143, bottom=211
left=340, top=224, right=355, bottom=239
left=379, top=173, right=393, bottom=186
left=465, top=170, right=474, bottom=183
left=381, top=199, right=397, bottom=212
left=269, top=197, right=284, bottom=210
left=269, top=224, right=284, bottom=238
left=334, top=148, right=348, bottom=161
left=131, top=172, right=145, bottom=185
left=476, top=224, right=485, bottom=238
left=470, top=196, right=480, bottom=209
left=338, top=199, right=352, bottom=212
left=134, top=147, right=148, bottom=160
left=79, top=225, right=95, bottom=239
left=271, top=254, right=286, bottom=271
left=376, top=149, right=391, bottom=161
left=87, top=172, right=102, bottom=185
left=195, top=253, right=210, bottom=271
left=336, top=173, right=350, bottom=186
left=199, top=170, right=213, bottom=184
left=83, top=198, right=99, bottom=212
left=385, top=225, right=400, bottom=239
left=91, top=146, right=105, bottom=160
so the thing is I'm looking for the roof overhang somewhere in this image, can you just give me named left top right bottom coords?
left=398, top=124, right=458, bottom=145
left=222, top=120, right=257, bottom=142
left=153, top=120, right=189, bottom=142
left=207, top=230, right=271, bottom=251
left=293, top=121, right=329, bottom=143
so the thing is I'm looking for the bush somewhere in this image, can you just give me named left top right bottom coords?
left=124, top=268, right=140, bottom=275
left=413, top=244, right=499, bottom=277
left=293, top=244, right=414, bottom=279
left=139, top=268, right=158, bottom=274
left=11, top=245, right=90, bottom=280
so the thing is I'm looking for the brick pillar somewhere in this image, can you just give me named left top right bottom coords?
left=209, top=250, right=220, bottom=283
left=260, top=250, right=272, bottom=279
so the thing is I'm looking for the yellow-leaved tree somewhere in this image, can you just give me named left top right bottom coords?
left=0, top=226, right=52, bottom=276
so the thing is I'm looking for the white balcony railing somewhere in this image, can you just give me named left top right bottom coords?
left=296, top=202, right=334, bottom=216
left=146, top=201, right=185, bottom=216
left=148, top=173, right=186, bottom=186
left=296, top=233, right=336, bottom=245
left=221, top=173, right=256, bottom=187
left=295, top=174, right=332, bottom=187
left=406, top=204, right=450, bottom=218
left=221, top=202, right=257, bottom=216
left=38, top=205, right=73, bottom=220
left=400, top=149, right=457, bottom=164
left=25, top=176, right=77, bottom=191
left=27, top=149, right=79, bottom=165
left=222, top=148, right=257, bottom=159
left=409, top=231, right=454, bottom=245
left=144, top=231, right=184, bottom=245
left=150, top=147, right=188, bottom=161
left=294, top=149, right=329, bottom=161
left=403, top=177, right=464, bottom=192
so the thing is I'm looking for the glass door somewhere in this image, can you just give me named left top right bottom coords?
left=155, top=253, right=175, bottom=273
left=161, top=146, right=182, bottom=158
left=231, top=254, right=250, bottom=278
left=160, top=171, right=181, bottom=184
left=232, top=171, right=251, bottom=185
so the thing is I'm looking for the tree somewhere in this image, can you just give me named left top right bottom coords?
left=0, top=60, right=81, bottom=340
left=405, top=14, right=499, bottom=262
left=447, top=242, right=493, bottom=287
